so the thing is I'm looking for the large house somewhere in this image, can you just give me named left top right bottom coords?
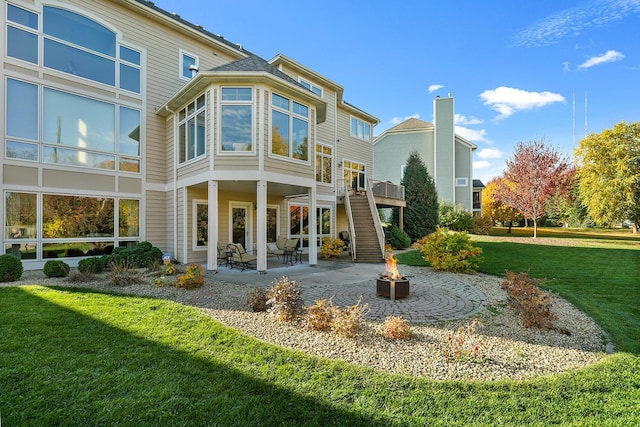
left=373, top=95, right=477, bottom=212
left=2, top=0, right=402, bottom=271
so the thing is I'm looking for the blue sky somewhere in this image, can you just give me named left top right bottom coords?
left=154, top=0, right=640, bottom=184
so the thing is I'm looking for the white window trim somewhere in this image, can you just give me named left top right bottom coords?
left=287, top=202, right=333, bottom=247
left=298, top=77, right=323, bottom=97
left=177, top=91, right=207, bottom=165
left=455, top=177, right=469, bottom=187
left=342, top=158, right=367, bottom=191
left=266, top=204, right=280, bottom=243
left=179, top=49, right=199, bottom=80
left=268, top=92, right=311, bottom=165
left=217, top=86, right=256, bottom=156
left=315, top=142, right=333, bottom=186
left=193, top=199, right=207, bottom=251
left=350, top=116, right=371, bottom=142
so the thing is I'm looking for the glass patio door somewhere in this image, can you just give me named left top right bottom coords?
left=230, top=202, right=252, bottom=249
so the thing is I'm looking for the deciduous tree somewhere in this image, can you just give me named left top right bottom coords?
left=496, top=139, right=571, bottom=238
left=482, top=177, right=521, bottom=232
left=575, top=121, right=640, bottom=233
left=401, top=150, right=438, bottom=241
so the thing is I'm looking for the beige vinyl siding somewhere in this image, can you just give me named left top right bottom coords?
left=336, top=109, right=373, bottom=181
left=119, top=177, right=142, bottom=193
left=145, top=190, right=171, bottom=251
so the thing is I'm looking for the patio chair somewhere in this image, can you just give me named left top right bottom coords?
left=228, top=243, right=257, bottom=271
left=217, top=243, right=232, bottom=268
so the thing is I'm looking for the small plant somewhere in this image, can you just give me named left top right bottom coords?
left=382, top=316, right=413, bottom=340
left=108, top=260, right=144, bottom=286
left=266, top=276, right=304, bottom=321
left=43, top=259, right=70, bottom=278
left=151, top=276, right=166, bottom=287
left=413, top=226, right=483, bottom=272
left=445, top=319, right=484, bottom=361
left=320, top=237, right=345, bottom=259
left=387, top=224, right=411, bottom=249
left=501, top=271, right=558, bottom=330
left=78, top=257, right=104, bottom=274
left=245, top=288, right=268, bottom=312
left=176, top=263, right=205, bottom=289
left=67, top=270, right=96, bottom=283
left=470, top=215, right=493, bottom=235
left=0, top=254, right=23, bottom=282
left=331, top=299, right=368, bottom=338
left=302, top=299, right=334, bottom=331
left=163, top=261, right=177, bottom=275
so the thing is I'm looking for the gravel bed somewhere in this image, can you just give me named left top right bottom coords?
left=5, top=269, right=608, bottom=382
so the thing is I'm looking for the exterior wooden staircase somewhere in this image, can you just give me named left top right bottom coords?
left=347, top=194, right=385, bottom=263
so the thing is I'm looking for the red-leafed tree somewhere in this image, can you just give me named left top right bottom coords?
left=496, top=139, right=572, bottom=238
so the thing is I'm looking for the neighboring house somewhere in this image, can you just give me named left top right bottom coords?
left=373, top=95, right=477, bottom=212
left=1, top=0, right=397, bottom=271
left=472, top=179, right=485, bottom=216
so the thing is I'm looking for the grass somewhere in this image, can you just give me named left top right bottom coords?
left=1, top=227, right=639, bottom=425
left=397, top=227, right=640, bottom=354
left=1, top=285, right=639, bottom=426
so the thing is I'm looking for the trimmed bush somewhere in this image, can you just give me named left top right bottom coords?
left=78, top=257, right=104, bottom=274
left=43, top=260, right=70, bottom=278
left=387, top=224, right=411, bottom=249
left=439, top=202, right=474, bottom=231
left=414, top=226, right=483, bottom=272
left=320, top=237, right=345, bottom=259
left=109, top=241, right=162, bottom=268
left=0, top=254, right=23, bottom=282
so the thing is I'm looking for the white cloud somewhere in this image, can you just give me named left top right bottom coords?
left=389, top=113, right=420, bottom=125
left=428, top=84, right=444, bottom=93
left=455, top=126, right=491, bottom=144
left=480, top=86, right=565, bottom=120
left=473, top=160, right=491, bottom=169
left=454, top=114, right=483, bottom=125
left=476, top=147, right=504, bottom=159
left=578, top=50, right=625, bottom=68
left=514, top=0, right=640, bottom=47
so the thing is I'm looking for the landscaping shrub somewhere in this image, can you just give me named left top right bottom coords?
left=43, top=260, right=70, bottom=278
left=320, top=237, right=345, bottom=259
left=382, top=316, right=413, bottom=340
left=501, top=271, right=558, bottom=330
left=78, top=257, right=104, bottom=274
left=303, top=299, right=334, bottom=331
left=176, top=263, right=205, bottom=289
left=439, top=202, right=474, bottom=231
left=413, top=226, right=483, bottom=272
left=109, top=241, right=162, bottom=268
left=0, top=254, right=23, bottom=282
left=108, top=260, right=145, bottom=286
left=387, top=224, right=411, bottom=249
left=245, top=288, right=268, bottom=312
left=445, top=319, right=484, bottom=361
left=470, top=215, right=493, bottom=235
left=266, top=276, right=304, bottom=321
left=67, top=270, right=96, bottom=283
left=331, top=299, right=367, bottom=338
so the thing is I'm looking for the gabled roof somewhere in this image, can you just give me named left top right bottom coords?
left=388, top=118, right=435, bottom=132
left=157, top=55, right=327, bottom=122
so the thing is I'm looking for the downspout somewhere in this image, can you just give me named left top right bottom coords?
left=165, top=105, right=179, bottom=261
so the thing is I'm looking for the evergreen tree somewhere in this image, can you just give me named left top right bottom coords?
left=401, top=151, right=438, bottom=241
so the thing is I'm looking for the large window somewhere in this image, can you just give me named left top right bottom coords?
left=220, top=87, right=253, bottom=152
left=289, top=204, right=332, bottom=247
left=271, top=93, right=309, bottom=161
left=5, top=78, right=141, bottom=172
left=344, top=160, right=366, bottom=191
left=350, top=117, right=371, bottom=141
left=4, top=192, right=139, bottom=260
left=178, top=93, right=206, bottom=163
left=6, top=5, right=142, bottom=94
left=315, top=144, right=332, bottom=184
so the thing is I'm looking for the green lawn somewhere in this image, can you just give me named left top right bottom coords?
left=1, top=228, right=639, bottom=425
left=1, top=285, right=639, bottom=426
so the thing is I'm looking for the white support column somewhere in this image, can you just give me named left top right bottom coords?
left=308, top=185, right=318, bottom=266
left=256, top=180, right=268, bottom=274
left=207, top=180, right=219, bottom=271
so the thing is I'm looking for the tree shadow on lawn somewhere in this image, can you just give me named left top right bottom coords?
left=0, top=286, right=388, bottom=426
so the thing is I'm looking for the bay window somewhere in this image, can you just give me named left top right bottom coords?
left=271, top=93, right=309, bottom=161
left=220, top=88, right=253, bottom=152
left=178, top=94, right=206, bottom=163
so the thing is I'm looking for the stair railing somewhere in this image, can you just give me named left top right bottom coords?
left=366, top=178, right=385, bottom=258
left=343, top=181, right=357, bottom=261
